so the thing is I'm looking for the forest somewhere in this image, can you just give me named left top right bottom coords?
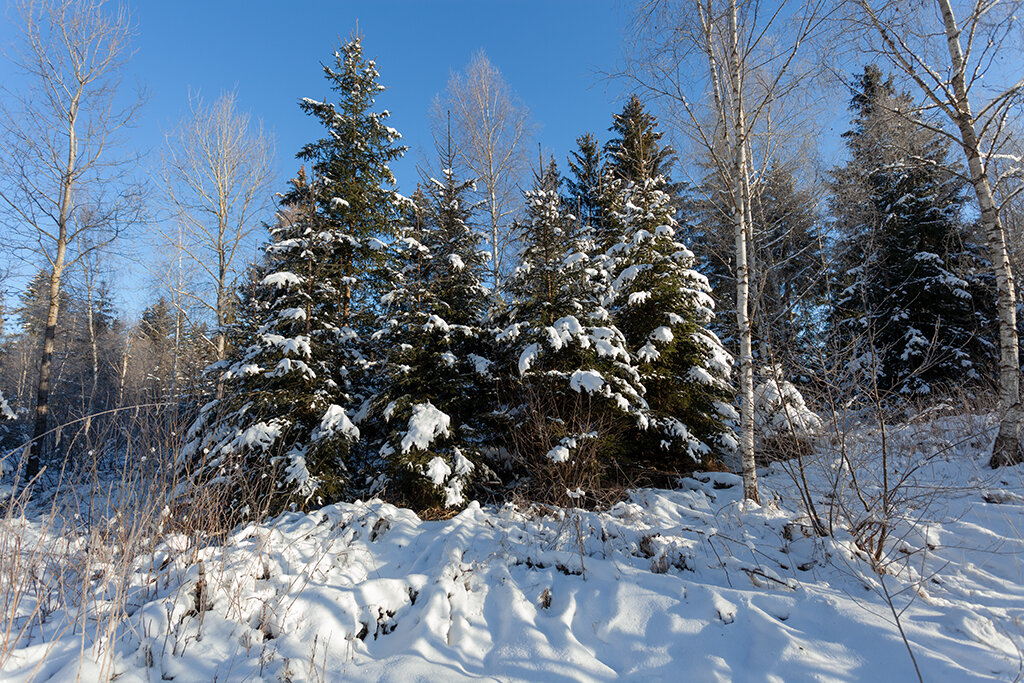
left=0, top=0, right=1022, bottom=680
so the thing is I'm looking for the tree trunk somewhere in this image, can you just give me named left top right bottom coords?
left=490, top=186, right=500, bottom=291
left=730, top=0, right=760, bottom=503
left=27, top=256, right=66, bottom=477
left=117, top=332, right=131, bottom=407
left=84, top=273, right=100, bottom=441
left=936, top=0, right=1021, bottom=466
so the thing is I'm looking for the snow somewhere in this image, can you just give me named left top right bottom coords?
left=260, top=271, right=301, bottom=289
left=319, top=404, right=360, bottom=440
left=448, top=254, right=465, bottom=270
left=627, top=291, right=652, bottom=306
left=4, top=416, right=1024, bottom=682
left=467, top=354, right=493, bottom=376
left=569, top=369, right=605, bottom=393
left=262, top=333, right=311, bottom=359
left=637, top=342, right=661, bottom=363
left=423, top=314, right=450, bottom=333
left=233, top=419, right=284, bottom=451
left=650, top=326, right=673, bottom=342
left=400, top=402, right=451, bottom=453
left=0, top=390, right=15, bottom=421
left=425, top=456, right=451, bottom=485
left=545, top=444, right=571, bottom=463
left=518, top=343, right=540, bottom=375
left=753, top=368, right=823, bottom=443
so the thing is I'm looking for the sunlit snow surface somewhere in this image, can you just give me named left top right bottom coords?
left=2, top=417, right=1023, bottom=681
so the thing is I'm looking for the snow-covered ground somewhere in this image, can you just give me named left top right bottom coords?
left=1, top=417, right=1023, bottom=681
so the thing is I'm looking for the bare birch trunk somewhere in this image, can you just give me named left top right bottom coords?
left=935, top=0, right=1021, bottom=465
left=28, top=253, right=66, bottom=477
left=84, top=267, right=100, bottom=439
left=730, top=0, right=760, bottom=503
left=28, top=91, right=78, bottom=476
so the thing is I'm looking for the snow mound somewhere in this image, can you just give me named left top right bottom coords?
left=2, top=419, right=1023, bottom=682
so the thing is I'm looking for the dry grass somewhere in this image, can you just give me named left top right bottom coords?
left=0, top=406, right=278, bottom=679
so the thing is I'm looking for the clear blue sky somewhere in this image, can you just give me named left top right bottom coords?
left=0, top=1, right=634, bottom=315
left=129, top=1, right=632, bottom=194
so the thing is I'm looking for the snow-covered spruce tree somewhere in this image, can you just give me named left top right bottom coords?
left=830, top=66, right=995, bottom=398
left=294, top=35, right=406, bottom=338
left=0, top=390, right=18, bottom=468
left=753, top=365, right=823, bottom=458
left=604, top=176, right=736, bottom=469
left=600, top=97, right=735, bottom=470
left=369, top=149, right=495, bottom=510
left=500, top=158, right=648, bottom=502
left=182, top=36, right=405, bottom=513
left=182, top=171, right=361, bottom=513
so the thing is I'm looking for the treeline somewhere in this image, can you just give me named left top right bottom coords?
left=156, top=42, right=1003, bottom=513
left=2, top=0, right=1023, bottom=516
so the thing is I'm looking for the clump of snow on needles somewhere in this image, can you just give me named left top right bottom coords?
left=401, top=402, right=451, bottom=453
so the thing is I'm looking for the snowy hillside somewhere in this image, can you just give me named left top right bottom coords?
left=1, top=418, right=1022, bottom=682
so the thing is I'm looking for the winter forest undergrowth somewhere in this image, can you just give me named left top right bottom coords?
left=2, top=0, right=1024, bottom=680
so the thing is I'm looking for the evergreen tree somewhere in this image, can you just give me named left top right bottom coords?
left=830, top=66, right=994, bottom=397
left=369, top=144, right=494, bottom=510
left=291, top=34, right=407, bottom=336
left=565, top=133, right=608, bottom=238
left=600, top=95, right=689, bottom=252
left=183, top=35, right=405, bottom=513
left=500, top=159, right=648, bottom=499
left=598, top=97, right=735, bottom=469
left=139, top=297, right=177, bottom=401
left=184, top=169, right=361, bottom=512
left=605, top=95, right=676, bottom=184
left=605, top=175, right=736, bottom=466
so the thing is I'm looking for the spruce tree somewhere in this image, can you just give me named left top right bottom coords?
left=566, top=133, right=608, bottom=239
left=183, top=35, right=405, bottom=513
left=605, top=95, right=676, bottom=184
left=292, top=35, right=406, bottom=336
left=369, top=142, right=494, bottom=510
left=601, top=98, right=736, bottom=469
left=830, top=66, right=994, bottom=397
left=184, top=170, right=361, bottom=512
left=605, top=176, right=735, bottom=466
left=501, top=158, right=648, bottom=499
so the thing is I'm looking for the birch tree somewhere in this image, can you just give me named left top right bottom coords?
left=161, top=90, right=274, bottom=376
left=0, top=0, right=142, bottom=477
left=625, top=0, right=830, bottom=502
left=434, top=50, right=534, bottom=292
left=850, top=0, right=1024, bottom=466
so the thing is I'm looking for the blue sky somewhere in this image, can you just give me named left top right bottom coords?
left=0, top=1, right=638, bottom=315
left=128, top=1, right=632, bottom=194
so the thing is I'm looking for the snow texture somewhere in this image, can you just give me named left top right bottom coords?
left=318, top=404, right=360, bottom=440
left=4, top=417, right=1024, bottom=682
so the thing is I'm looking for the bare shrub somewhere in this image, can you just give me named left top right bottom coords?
left=0, top=403, right=278, bottom=677
left=502, top=384, right=629, bottom=509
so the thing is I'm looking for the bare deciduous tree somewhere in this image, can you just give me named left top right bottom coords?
left=433, top=50, right=534, bottom=292
left=0, top=0, right=143, bottom=476
left=850, top=0, right=1024, bottom=466
left=160, top=90, right=274, bottom=382
left=624, top=0, right=831, bottom=503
